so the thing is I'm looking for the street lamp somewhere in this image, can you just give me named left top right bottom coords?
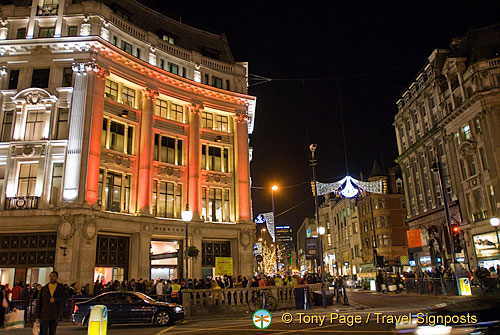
left=271, top=185, right=279, bottom=274
left=490, top=217, right=500, bottom=251
left=182, top=204, right=193, bottom=280
left=309, top=143, right=326, bottom=308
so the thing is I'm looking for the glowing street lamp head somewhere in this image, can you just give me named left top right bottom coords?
left=318, top=226, right=326, bottom=235
left=272, top=185, right=278, bottom=191
left=490, top=217, right=500, bottom=227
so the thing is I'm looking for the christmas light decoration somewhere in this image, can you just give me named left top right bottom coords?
left=316, top=176, right=383, bottom=198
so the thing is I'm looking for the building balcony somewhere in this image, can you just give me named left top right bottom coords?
left=4, top=196, right=39, bottom=210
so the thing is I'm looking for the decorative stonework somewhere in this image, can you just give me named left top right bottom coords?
left=458, top=140, right=476, bottom=157
left=191, top=101, right=203, bottom=114
left=100, top=151, right=132, bottom=168
left=156, top=165, right=181, bottom=178
left=83, top=216, right=97, bottom=241
left=236, top=112, right=249, bottom=124
left=144, top=87, right=159, bottom=100
left=206, top=173, right=229, bottom=184
left=11, top=144, right=47, bottom=157
left=240, top=230, right=251, bottom=247
left=58, top=215, right=75, bottom=241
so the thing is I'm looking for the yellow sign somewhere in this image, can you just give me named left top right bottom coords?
left=215, top=257, right=233, bottom=276
left=459, top=277, right=472, bottom=296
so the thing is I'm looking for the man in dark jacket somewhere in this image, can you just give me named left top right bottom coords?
left=35, top=271, right=68, bottom=335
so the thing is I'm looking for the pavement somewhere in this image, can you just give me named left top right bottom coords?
left=0, top=290, right=476, bottom=335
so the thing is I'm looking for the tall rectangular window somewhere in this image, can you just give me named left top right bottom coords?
left=1, top=111, right=13, bottom=142
left=67, top=26, right=78, bottom=37
left=98, top=169, right=104, bottom=206
left=31, top=69, right=50, bottom=88
left=202, top=187, right=207, bottom=220
left=201, top=112, right=213, bottom=129
left=469, top=154, right=478, bottom=176
left=155, top=99, right=168, bottom=118
left=480, top=147, right=489, bottom=171
left=38, top=27, right=55, bottom=38
left=101, top=118, right=108, bottom=148
left=152, top=180, right=158, bottom=216
left=208, top=146, right=221, bottom=171
left=16, top=28, right=26, bottom=39
left=208, top=188, right=223, bottom=222
left=136, top=48, right=141, bottom=59
left=17, top=164, right=38, bottom=197
left=167, top=63, right=179, bottom=75
left=24, top=110, right=45, bottom=140
left=55, top=108, right=69, bottom=139
left=104, top=171, right=127, bottom=212
left=212, top=76, right=223, bottom=89
left=216, top=115, right=228, bottom=132
left=121, top=86, right=135, bottom=107
left=224, top=189, right=230, bottom=222
left=105, top=79, right=118, bottom=100
left=0, top=165, right=5, bottom=201
left=223, top=148, right=229, bottom=172
left=155, top=181, right=178, bottom=218
left=61, top=67, right=73, bottom=87
left=120, top=41, right=133, bottom=54
left=8, top=70, right=19, bottom=90
left=153, top=134, right=182, bottom=165
left=49, top=163, right=63, bottom=205
left=109, top=121, right=125, bottom=152
left=226, top=80, right=230, bottom=91
left=170, top=103, right=183, bottom=123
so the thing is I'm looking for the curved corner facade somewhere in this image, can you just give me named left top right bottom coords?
left=0, top=0, right=256, bottom=288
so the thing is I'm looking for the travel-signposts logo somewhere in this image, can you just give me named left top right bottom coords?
left=252, top=309, right=272, bottom=329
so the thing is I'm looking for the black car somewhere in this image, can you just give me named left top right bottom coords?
left=72, top=291, right=184, bottom=327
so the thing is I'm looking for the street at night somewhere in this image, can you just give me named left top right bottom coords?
left=1, top=0, right=500, bottom=334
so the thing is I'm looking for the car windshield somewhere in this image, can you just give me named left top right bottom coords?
left=134, top=292, right=157, bottom=303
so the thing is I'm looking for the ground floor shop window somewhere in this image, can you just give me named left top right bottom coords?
left=94, top=267, right=125, bottom=284
left=150, top=241, right=179, bottom=280
left=202, top=241, right=230, bottom=267
left=0, top=267, right=52, bottom=287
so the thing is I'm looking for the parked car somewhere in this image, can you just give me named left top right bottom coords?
left=72, top=291, right=184, bottom=327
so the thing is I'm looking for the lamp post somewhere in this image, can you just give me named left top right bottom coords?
left=271, top=185, right=278, bottom=274
left=310, top=143, right=326, bottom=308
left=181, top=204, right=193, bottom=280
left=490, top=217, right=500, bottom=251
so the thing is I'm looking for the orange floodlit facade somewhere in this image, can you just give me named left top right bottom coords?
left=0, top=0, right=256, bottom=288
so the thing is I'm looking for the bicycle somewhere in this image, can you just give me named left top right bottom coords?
left=248, top=289, right=278, bottom=312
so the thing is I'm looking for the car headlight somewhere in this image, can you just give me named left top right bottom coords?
left=175, top=306, right=183, bottom=313
left=415, top=325, right=451, bottom=335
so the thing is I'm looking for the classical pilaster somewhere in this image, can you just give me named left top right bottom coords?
left=85, top=65, right=109, bottom=205
left=62, top=62, right=92, bottom=202
left=187, top=101, right=202, bottom=220
left=137, top=87, right=158, bottom=214
left=235, top=112, right=251, bottom=223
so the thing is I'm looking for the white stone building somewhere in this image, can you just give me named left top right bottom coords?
left=394, top=24, right=500, bottom=271
left=0, top=0, right=256, bottom=288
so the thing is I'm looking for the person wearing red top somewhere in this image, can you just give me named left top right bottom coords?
left=11, top=282, right=22, bottom=301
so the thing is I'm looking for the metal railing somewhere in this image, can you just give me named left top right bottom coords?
left=5, top=196, right=39, bottom=210
left=405, top=278, right=458, bottom=296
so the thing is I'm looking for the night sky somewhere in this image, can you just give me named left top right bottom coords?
left=141, top=0, right=500, bottom=232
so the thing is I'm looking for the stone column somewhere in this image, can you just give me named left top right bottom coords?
left=235, top=113, right=251, bottom=223
left=62, top=62, right=90, bottom=202
left=187, top=102, right=202, bottom=220
left=85, top=66, right=108, bottom=205
left=137, top=87, right=158, bottom=214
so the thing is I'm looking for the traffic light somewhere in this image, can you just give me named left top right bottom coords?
left=451, top=224, right=462, bottom=253
left=310, top=181, right=316, bottom=196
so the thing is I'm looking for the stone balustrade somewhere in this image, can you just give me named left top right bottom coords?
left=181, top=284, right=322, bottom=316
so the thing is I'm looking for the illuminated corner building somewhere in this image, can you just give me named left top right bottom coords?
left=394, top=24, right=500, bottom=270
left=0, top=0, right=256, bottom=287
left=296, top=217, right=317, bottom=273
left=275, top=225, right=294, bottom=273
left=356, top=163, right=408, bottom=273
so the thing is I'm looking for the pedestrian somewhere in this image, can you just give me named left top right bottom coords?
left=35, top=271, right=68, bottom=335
left=0, top=285, right=16, bottom=328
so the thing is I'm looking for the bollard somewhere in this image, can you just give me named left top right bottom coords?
left=88, top=305, right=108, bottom=335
